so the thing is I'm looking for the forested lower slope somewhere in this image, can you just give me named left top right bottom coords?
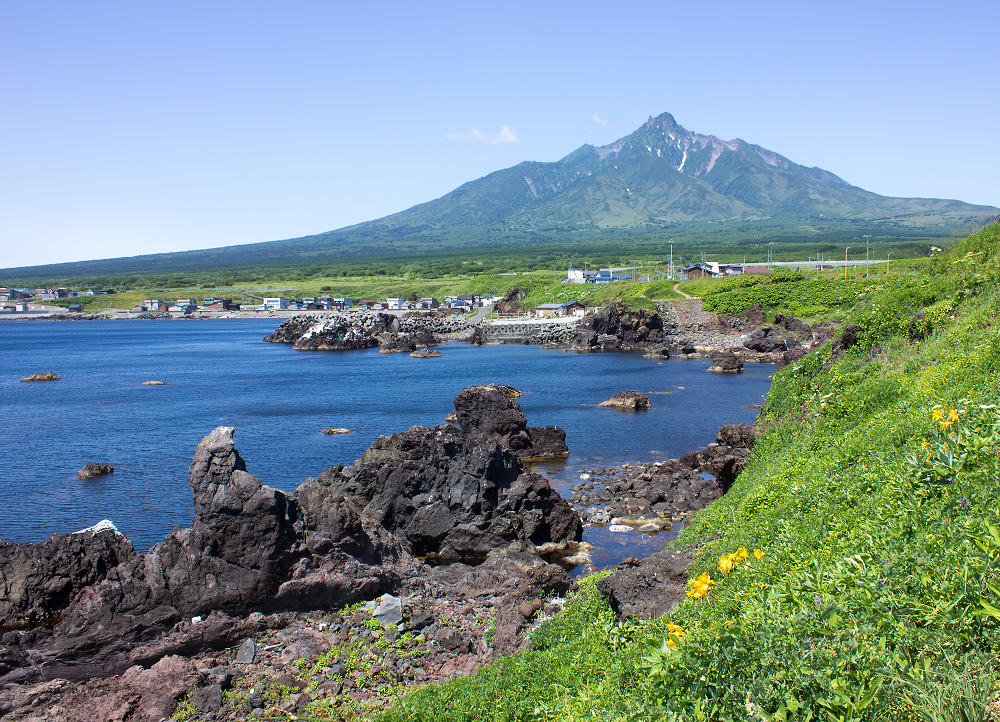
left=380, top=221, right=1000, bottom=721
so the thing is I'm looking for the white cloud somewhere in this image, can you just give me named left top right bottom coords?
left=591, top=114, right=609, bottom=126
left=445, top=125, right=520, bottom=144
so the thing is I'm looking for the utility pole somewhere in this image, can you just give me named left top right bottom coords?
left=886, top=252, right=891, bottom=276
left=845, top=247, right=850, bottom=280
left=862, top=235, right=872, bottom=277
left=668, top=240, right=674, bottom=280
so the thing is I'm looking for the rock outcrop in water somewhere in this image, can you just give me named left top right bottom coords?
left=264, top=312, right=468, bottom=351
left=298, top=387, right=578, bottom=561
left=597, top=391, right=651, bottom=410
left=453, top=386, right=569, bottom=460
left=76, top=462, right=115, bottom=479
left=0, top=388, right=579, bottom=696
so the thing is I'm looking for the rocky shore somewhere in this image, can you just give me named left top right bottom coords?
left=263, top=311, right=469, bottom=352
left=0, top=386, right=586, bottom=721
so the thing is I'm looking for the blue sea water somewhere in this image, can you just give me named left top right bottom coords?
left=0, top=319, right=773, bottom=567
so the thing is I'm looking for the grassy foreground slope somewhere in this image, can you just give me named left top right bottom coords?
left=380, top=221, right=1000, bottom=721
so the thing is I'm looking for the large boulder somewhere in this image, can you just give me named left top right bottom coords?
left=744, top=326, right=787, bottom=353
left=596, top=549, right=692, bottom=620
left=708, top=351, right=743, bottom=373
left=589, top=301, right=663, bottom=344
left=0, top=528, right=135, bottom=627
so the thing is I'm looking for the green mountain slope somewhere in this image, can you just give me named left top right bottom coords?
left=3, top=112, right=996, bottom=281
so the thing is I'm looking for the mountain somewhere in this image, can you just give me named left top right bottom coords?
left=3, top=112, right=996, bottom=281
left=325, top=111, right=993, bottom=234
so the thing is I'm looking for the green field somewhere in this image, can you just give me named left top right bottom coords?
left=368, top=222, right=1000, bottom=721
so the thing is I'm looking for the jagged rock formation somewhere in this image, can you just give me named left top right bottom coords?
left=0, top=390, right=580, bottom=688
left=264, top=312, right=467, bottom=351
left=299, top=388, right=579, bottom=561
left=453, top=386, right=569, bottom=459
left=0, top=528, right=135, bottom=627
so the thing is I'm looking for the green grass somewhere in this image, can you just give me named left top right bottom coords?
left=370, top=221, right=1000, bottom=721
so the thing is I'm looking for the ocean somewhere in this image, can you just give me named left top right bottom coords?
left=1, top=319, right=773, bottom=567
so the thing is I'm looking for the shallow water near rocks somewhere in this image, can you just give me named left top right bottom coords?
left=1, top=319, right=773, bottom=568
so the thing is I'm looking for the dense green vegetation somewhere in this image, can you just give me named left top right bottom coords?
left=1, top=226, right=947, bottom=290
left=376, top=221, right=1000, bottom=720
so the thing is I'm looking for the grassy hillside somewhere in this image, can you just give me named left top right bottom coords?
left=374, top=220, right=1000, bottom=721
left=0, top=221, right=956, bottom=288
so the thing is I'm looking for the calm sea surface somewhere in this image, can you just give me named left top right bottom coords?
left=1, top=319, right=773, bottom=567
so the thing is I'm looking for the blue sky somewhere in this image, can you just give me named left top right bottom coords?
left=2, top=0, right=998, bottom=268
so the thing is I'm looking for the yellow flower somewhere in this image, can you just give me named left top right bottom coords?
left=737, top=547, right=750, bottom=560
left=687, top=572, right=714, bottom=599
left=921, top=439, right=929, bottom=449
left=932, top=409, right=944, bottom=422
left=724, top=619, right=734, bottom=626
left=666, top=622, right=685, bottom=636
left=754, top=549, right=765, bottom=560
left=718, top=554, right=736, bottom=573
left=666, top=638, right=677, bottom=648
left=948, top=409, right=959, bottom=422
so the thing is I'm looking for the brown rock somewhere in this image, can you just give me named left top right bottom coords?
left=597, top=391, right=651, bottom=410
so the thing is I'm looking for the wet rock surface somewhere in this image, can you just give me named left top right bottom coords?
left=566, top=424, right=758, bottom=526
left=597, top=391, right=651, bottom=410
left=76, top=462, right=115, bottom=479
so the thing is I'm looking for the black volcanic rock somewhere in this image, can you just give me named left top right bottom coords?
left=76, top=462, right=114, bottom=479
left=453, top=386, right=569, bottom=459
left=299, top=422, right=580, bottom=561
left=596, top=548, right=692, bottom=620
left=0, top=528, right=135, bottom=627
left=744, top=326, right=787, bottom=353
left=708, top=351, right=743, bottom=373
left=589, top=301, right=663, bottom=345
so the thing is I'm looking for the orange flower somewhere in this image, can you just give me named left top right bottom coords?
left=754, top=549, right=765, bottom=560
left=932, top=409, right=944, bottom=423
left=719, top=554, right=737, bottom=573
left=737, top=547, right=750, bottom=560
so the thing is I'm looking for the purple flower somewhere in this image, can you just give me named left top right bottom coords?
left=948, top=477, right=954, bottom=484
left=813, top=596, right=821, bottom=605
left=960, top=497, right=969, bottom=510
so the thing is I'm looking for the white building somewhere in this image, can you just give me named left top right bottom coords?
left=263, top=297, right=291, bottom=310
